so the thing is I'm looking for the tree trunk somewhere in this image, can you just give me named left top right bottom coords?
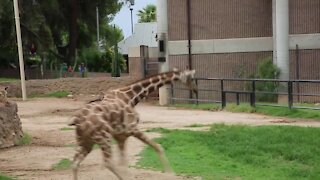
left=68, top=0, right=78, bottom=66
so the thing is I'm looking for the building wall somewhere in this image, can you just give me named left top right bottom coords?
left=289, top=0, right=320, bottom=34
left=168, top=0, right=320, bottom=41
left=128, top=47, right=159, bottom=79
left=166, top=0, right=320, bottom=103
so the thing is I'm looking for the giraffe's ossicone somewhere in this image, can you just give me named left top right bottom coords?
left=69, top=69, right=197, bottom=180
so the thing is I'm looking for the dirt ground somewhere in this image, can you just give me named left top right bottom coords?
left=1, top=76, right=138, bottom=98
left=1, top=77, right=320, bottom=180
left=0, top=98, right=320, bottom=180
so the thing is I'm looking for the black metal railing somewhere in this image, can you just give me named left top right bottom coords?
left=169, top=78, right=320, bottom=110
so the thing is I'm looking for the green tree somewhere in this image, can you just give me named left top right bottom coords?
left=78, top=24, right=125, bottom=73
left=0, top=0, right=124, bottom=69
left=137, top=4, right=156, bottom=23
left=0, top=0, right=17, bottom=68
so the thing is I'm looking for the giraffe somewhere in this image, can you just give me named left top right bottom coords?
left=68, top=69, right=197, bottom=180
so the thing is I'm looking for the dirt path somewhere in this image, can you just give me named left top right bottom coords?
left=1, top=98, right=319, bottom=180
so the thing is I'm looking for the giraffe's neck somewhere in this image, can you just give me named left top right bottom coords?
left=116, top=71, right=180, bottom=107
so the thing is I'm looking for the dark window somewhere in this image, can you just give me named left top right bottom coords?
left=159, top=40, right=165, bottom=52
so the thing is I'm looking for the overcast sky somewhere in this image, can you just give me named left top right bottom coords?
left=112, top=0, right=156, bottom=38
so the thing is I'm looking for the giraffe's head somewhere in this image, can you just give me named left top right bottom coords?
left=174, top=68, right=198, bottom=94
left=0, top=86, right=8, bottom=103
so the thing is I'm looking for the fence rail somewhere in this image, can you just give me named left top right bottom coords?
left=169, top=78, right=320, bottom=110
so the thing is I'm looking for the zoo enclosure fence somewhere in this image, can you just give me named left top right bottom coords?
left=169, top=78, right=320, bottom=110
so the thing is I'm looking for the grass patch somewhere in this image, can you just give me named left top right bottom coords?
left=65, top=144, right=76, bottom=148
left=0, top=173, right=15, bottom=180
left=30, top=91, right=69, bottom=98
left=53, top=158, right=72, bottom=170
left=184, top=124, right=209, bottom=128
left=60, top=127, right=74, bottom=131
left=15, top=133, right=32, bottom=145
left=170, top=103, right=221, bottom=111
left=0, top=78, right=19, bottom=83
left=138, top=124, right=320, bottom=180
left=171, top=103, right=320, bottom=121
left=225, top=104, right=257, bottom=113
left=255, top=106, right=320, bottom=120
left=93, top=144, right=100, bottom=150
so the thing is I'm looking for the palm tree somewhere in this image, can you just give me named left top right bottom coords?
left=137, top=4, right=156, bottom=23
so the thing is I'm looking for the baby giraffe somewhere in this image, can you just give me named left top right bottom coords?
left=69, top=69, right=197, bottom=180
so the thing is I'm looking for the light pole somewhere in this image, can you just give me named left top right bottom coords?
left=13, top=0, right=27, bottom=101
left=128, top=0, right=134, bottom=34
left=130, top=7, right=133, bottom=34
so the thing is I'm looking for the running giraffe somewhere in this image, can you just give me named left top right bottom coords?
left=69, top=69, right=197, bottom=180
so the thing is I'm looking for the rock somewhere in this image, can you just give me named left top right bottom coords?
left=0, top=87, right=23, bottom=148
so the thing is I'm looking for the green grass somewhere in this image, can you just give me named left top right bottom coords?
left=60, top=127, right=74, bottom=131
left=172, top=103, right=320, bottom=121
left=184, top=124, right=209, bottom=128
left=30, top=91, right=69, bottom=98
left=169, top=103, right=221, bottom=111
left=65, top=144, right=76, bottom=148
left=255, top=106, right=320, bottom=119
left=138, top=124, right=320, bottom=180
left=0, top=173, right=14, bottom=180
left=15, top=133, right=32, bottom=145
left=0, top=78, right=19, bottom=83
left=53, top=158, right=72, bottom=170
left=225, top=104, right=256, bottom=113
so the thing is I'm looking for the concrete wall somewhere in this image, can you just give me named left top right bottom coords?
left=167, top=34, right=320, bottom=55
left=128, top=47, right=159, bottom=79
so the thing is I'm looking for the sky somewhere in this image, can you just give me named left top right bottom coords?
left=112, top=0, right=156, bottom=38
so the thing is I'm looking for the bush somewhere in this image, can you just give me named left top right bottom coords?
left=255, top=57, right=281, bottom=102
left=78, top=47, right=126, bottom=73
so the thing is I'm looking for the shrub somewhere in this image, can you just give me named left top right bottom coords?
left=255, top=57, right=281, bottom=102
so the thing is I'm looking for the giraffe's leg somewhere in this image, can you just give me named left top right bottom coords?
left=132, top=130, right=173, bottom=173
left=72, top=143, right=93, bottom=180
left=116, top=136, right=128, bottom=166
left=93, top=131, right=125, bottom=180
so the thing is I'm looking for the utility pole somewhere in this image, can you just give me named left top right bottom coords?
left=13, top=0, right=27, bottom=101
left=96, top=6, right=100, bottom=50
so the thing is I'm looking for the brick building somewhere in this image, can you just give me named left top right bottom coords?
left=156, top=0, right=320, bottom=104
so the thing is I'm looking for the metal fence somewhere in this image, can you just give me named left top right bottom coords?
left=169, top=78, right=320, bottom=110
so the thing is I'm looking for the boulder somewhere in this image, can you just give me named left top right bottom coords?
left=0, top=87, right=23, bottom=148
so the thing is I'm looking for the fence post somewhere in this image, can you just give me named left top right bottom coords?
left=250, top=80, right=256, bottom=107
left=288, top=81, right=293, bottom=109
left=195, top=79, right=199, bottom=105
left=170, top=83, right=174, bottom=104
left=236, top=93, right=240, bottom=105
left=221, top=80, right=226, bottom=108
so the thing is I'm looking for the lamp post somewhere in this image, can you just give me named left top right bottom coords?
left=13, top=0, right=27, bottom=101
left=128, top=0, right=134, bottom=34
left=130, top=7, right=133, bottom=34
